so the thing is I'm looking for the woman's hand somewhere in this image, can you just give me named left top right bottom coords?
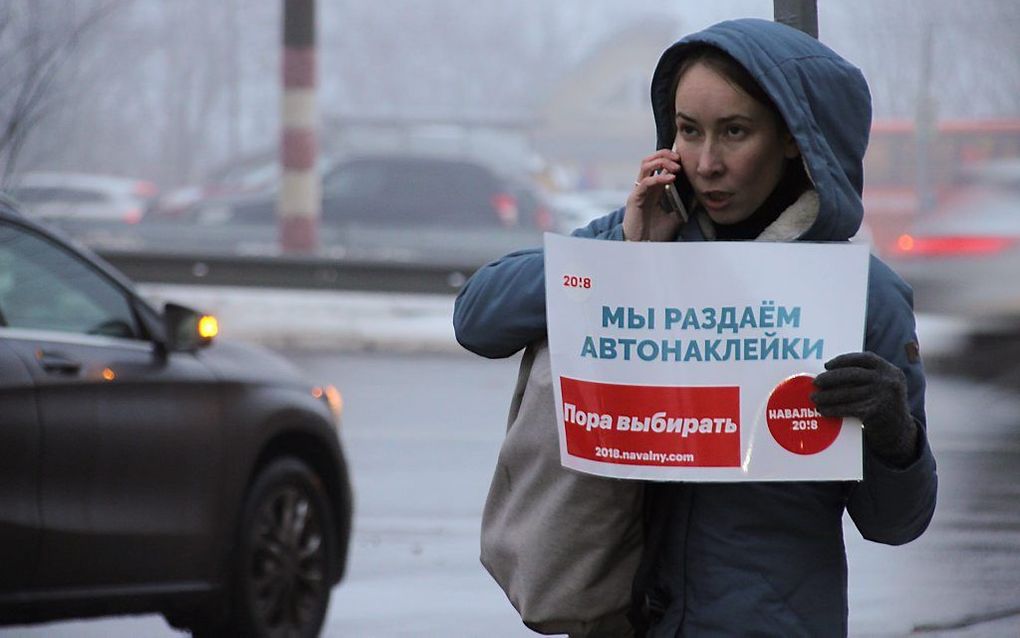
left=811, top=352, right=919, bottom=467
left=623, top=149, right=685, bottom=242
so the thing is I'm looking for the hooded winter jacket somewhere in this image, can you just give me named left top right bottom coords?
left=454, top=18, right=937, bottom=637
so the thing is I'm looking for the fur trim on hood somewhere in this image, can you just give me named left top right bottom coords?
left=697, top=189, right=820, bottom=241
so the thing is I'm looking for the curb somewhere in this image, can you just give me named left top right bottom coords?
left=138, top=284, right=462, bottom=353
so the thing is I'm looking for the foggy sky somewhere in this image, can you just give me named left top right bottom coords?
left=2, top=0, right=1017, bottom=186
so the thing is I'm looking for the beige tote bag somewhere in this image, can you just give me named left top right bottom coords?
left=480, top=340, right=644, bottom=636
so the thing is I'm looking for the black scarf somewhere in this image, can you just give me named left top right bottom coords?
left=713, top=160, right=810, bottom=241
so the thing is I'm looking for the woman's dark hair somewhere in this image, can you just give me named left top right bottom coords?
left=669, top=45, right=787, bottom=135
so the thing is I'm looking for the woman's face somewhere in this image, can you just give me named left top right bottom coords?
left=673, top=62, right=800, bottom=226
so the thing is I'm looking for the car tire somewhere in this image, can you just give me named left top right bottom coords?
left=196, top=456, right=337, bottom=638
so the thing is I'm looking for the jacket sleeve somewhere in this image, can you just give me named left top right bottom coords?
left=845, top=256, right=938, bottom=545
left=453, top=209, right=626, bottom=358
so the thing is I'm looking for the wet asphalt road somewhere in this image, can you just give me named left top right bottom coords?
left=4, top=350, right=1020, bottom=637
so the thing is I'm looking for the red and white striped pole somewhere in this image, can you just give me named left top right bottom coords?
left=279, top=0, right=318, bottom=253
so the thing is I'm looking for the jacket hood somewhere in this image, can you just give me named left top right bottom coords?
left=650, top=18, right=871, bottom=241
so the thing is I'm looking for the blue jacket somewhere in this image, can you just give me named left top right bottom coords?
left=454, top=19, right=937, bottom=637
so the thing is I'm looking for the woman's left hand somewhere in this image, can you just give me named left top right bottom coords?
left=811, top=352, right=919, bottom=467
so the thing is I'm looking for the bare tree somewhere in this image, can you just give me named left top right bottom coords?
left=827, top=0, right=1020, bottom=119
left=3, top=0, right=1016, bottom=191
left=0, top=0, right=122, bottom=185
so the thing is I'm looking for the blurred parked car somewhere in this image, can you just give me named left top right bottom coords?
left=885, top=159, right=1020, bottom=328
left=550, top=189, right=629, bottom=233
left=182, top=153, right=554, bottom=229
left=8, top=171, right=159, bottom=224
left=153, top=153, right=281, bottom=220
left=128, top=153, right=555, bottom=265
left=0, top=195, right=352, bottom=636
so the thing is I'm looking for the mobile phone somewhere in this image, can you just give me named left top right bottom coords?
left=660, top=144, right=692, bottom=223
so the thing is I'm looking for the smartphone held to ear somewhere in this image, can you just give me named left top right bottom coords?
left=659, top=144, right=693, bottom=223
left=662, top=177, right=692, bottom=223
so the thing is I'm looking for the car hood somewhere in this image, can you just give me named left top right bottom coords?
left=197, top=339, right=310, bottom=388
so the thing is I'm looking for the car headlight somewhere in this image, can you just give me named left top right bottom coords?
left=312, top=384, right=343, bottom=427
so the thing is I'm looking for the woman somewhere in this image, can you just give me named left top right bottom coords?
left=455, top=18, right=937, bottom=636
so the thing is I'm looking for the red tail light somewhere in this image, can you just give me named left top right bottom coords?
left=895, top=233, right=1015, bottom=257
left=533, top=205, right=555, bottom=231
left=123, top=207, right=143, bottom=224
left=133, top=181, right=159, bottom=199
left=491, top=193, right=519, bottom=227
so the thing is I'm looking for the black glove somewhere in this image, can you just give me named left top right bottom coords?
left=811, top=352, right=919, bottom=467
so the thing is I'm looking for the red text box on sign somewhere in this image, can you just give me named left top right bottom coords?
left=559, top=376, right=740, bottom=467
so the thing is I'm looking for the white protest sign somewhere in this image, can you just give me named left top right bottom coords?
left=544, top=233, right=870, bottom=482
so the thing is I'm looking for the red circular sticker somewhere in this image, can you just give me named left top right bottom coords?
left=766, top=374, right=842, bottom=456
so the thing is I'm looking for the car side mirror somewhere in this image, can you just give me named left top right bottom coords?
left=163, top=302, right=218, bottom=352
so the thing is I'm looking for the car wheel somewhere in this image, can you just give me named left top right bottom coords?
left=220, top=456, right=337, bottom=638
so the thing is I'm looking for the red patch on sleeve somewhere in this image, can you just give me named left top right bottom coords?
left=905, top=341, right=921, bottom=364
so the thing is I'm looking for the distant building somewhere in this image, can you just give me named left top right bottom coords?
left=532, top=20, right=683, bottom=190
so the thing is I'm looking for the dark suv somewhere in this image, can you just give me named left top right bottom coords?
left=318, top=154, right=554, bottom=232
left=0, top=195, right=352, bottom=637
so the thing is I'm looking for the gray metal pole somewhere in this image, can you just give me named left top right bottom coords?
left=774, top=0, right=818, bottom=38
left=915, top=20, right=937, bottom=214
